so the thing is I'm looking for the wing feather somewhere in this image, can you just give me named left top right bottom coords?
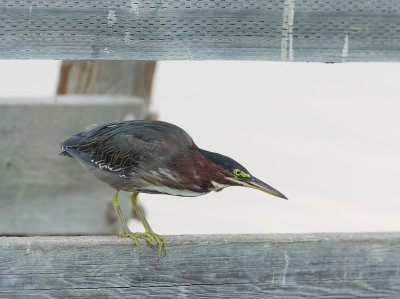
left=60, top=121, right=181, bottom=174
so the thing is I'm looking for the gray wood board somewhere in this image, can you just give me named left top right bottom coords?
left=0, top=95, right=147, bottom=235
left=1, top=0, right=399, bottom=61
left=0, top=233, right=399, bottom=298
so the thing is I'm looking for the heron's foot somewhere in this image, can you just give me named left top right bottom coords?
left=129, top=192, right=167, bottom=257
left=143, top=231, right=167, bottom=257
left=119, top=229, right=154, bottom=252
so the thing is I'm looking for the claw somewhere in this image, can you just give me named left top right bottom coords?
left=146, top=231, right=167, bottom=257
left=136, top=232, right=155, bottom=248
left=120, top=229, right=156, bottom=253
left=119, top=229, right=166, bottom=257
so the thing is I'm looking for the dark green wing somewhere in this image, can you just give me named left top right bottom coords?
left=60, top=120, right=193, bottom=173
left=89, top=133, right=165, bottom=171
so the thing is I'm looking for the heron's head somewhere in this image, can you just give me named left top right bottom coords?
left=197, top=148, right=287, bottom=199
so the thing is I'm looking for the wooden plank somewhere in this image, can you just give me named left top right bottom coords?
left=0, top=95, right=147, bottom=235
left=1, top=1, right=399, bottom=61
left=0, top=233, right=399, bottom=297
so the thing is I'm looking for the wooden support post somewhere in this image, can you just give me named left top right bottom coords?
left=57, top=61, right=156, bottom=102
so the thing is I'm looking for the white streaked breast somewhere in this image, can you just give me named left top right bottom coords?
left=143, top=185, right=207, bottom=197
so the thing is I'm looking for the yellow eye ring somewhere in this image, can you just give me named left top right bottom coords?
left=233, top=169, right=241, bottom=176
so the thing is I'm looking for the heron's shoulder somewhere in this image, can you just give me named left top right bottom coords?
left=114, top=120, right=194, bottom=146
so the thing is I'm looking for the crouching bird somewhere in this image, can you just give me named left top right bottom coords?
left=60, top=120, right=287, bottom=257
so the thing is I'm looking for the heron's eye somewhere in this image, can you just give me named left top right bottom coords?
left=233, top=169, right=250, bottom=178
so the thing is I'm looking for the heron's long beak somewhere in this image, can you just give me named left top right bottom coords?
left=240, top=176, right=288, bottom=199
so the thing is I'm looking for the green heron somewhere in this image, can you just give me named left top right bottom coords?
left=60, top=120, right=287, bottom=256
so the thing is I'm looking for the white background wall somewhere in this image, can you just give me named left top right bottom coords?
left=1, top=60, right=399, bottom=234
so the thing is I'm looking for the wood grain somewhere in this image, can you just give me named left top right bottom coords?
left=1, top=233, right=399, bottom=297
left=1, top=1, right=399, bottom=61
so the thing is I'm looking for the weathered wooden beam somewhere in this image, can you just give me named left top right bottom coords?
left=1, top=1, right=399, bottom=61
left=0, top=95, right=147, bottom=235
left=1, top=233, right=399, bottom=297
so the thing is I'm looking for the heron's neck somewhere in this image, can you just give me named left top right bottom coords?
left=163, top=147, right=233, bottom=192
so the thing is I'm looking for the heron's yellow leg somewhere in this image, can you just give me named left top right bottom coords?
left=111, top=192, right=153, bottom=251
left=130, top=192, right=167, bottom=257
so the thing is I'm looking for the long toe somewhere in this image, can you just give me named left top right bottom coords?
left=146, top=232, right=167, bottom=257
left=119, top=230, right=140, bottom=252
left=135, top=232, right=155, bottom=248
left=120, top=230, right=155, bottom=251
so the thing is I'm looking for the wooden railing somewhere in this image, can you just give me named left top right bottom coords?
left=1, top=233, right=399, bottom=297
left=1, top=0, right=399, bottom=61
left=1, top=1, right=400, bottom=297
